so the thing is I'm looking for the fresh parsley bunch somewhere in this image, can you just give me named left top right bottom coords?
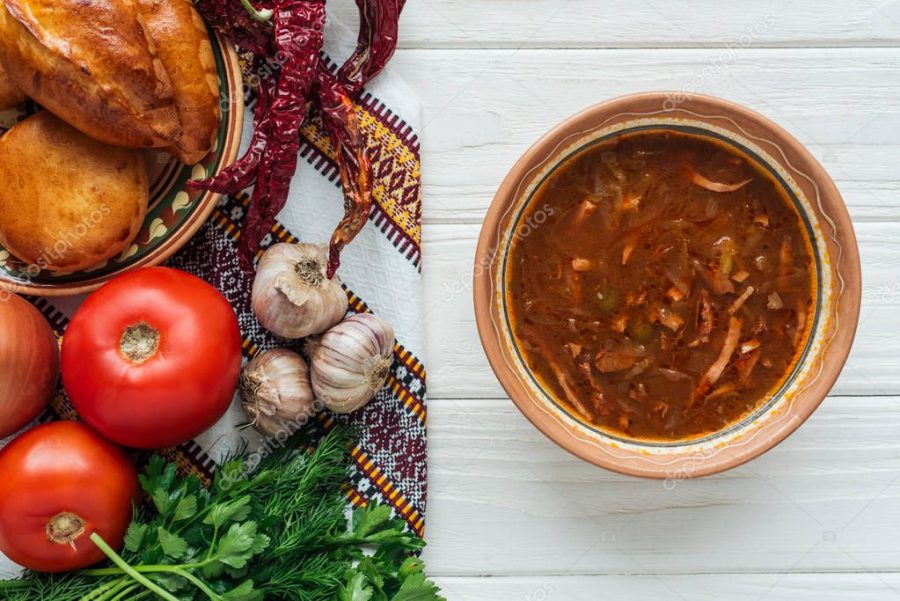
left=0, top=427, right=444, bottom=601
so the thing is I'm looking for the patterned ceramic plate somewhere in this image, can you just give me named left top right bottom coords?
left=0, top=31, right=244, bottom=297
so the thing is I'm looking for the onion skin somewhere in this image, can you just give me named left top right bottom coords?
left=0, top=293, right=59, bottom=437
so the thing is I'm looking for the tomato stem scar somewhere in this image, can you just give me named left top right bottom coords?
left=46, top=512, right=85, bottom=547
left=119, top=323, right=160, bottom=364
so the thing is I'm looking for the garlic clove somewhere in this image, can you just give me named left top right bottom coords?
left=308, top=313, right=395, bottom=414
left=251, top=243, right=348, bottom=339
left=240, top=349, right=319, bottom=437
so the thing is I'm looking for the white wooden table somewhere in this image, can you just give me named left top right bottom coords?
left=331, top=1, right=900, bottom=598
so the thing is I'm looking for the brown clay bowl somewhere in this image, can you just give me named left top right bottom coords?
left=474, top=92, right=861, bottom=479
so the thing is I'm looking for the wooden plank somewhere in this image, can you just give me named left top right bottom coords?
left=423, top=221, right=900, bottom=399
left=422, top=396, right=900, bottom=575
left=331, top=2, right=900, bottom=49
left=384, top=48, right=900, bottom=225
left=434, top=574, right=900, bottom=600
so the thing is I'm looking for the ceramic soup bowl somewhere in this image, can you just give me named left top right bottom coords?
left=474, top=92, right=861, bottom=478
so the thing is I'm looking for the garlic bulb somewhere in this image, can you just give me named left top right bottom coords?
left=252, top=243, right=348, bottom=339
left=240, top=349, right=319, bottom=437
left=308, top=314, right=395, bottom=414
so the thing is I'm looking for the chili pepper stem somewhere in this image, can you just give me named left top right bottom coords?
left=240, top=0, right=273, bottom=22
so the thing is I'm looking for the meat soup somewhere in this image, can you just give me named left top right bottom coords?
left=507, top=130, right=816, bottom=441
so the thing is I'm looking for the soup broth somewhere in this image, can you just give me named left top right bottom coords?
left=507, top=130, right=815, bottom=441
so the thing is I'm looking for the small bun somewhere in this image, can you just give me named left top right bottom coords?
left=0, top=112, right=148, bottom=273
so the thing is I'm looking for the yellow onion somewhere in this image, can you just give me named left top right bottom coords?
left=0, top=293, right=59, bottom=437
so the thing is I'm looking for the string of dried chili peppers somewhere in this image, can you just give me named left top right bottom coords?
left=318, top=0, right=403, bottom=276
left=240, top=0, right=325, bottom=268
left=187, top=8, right=275, bottom=198
left=191, top=0, right=404, bottom=277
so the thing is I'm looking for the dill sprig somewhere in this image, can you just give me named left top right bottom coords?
left=0, top=426, right=443, bottom=601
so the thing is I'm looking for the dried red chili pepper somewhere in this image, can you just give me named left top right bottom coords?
left=316, top=70, right=372, bottom=278
left=237, top=0, right=325, bottom=269
left=189, top=72, right=275, bottom=195
left=315, top=0, right=403, bottom=275
left=338, top=0, right=405, bottom=95
left=194, top=0, right=274, bottom=56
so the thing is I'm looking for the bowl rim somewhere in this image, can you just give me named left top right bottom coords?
left=0, top=32, right=245, bottom=298
left=473, top=91, right=862, bottom=479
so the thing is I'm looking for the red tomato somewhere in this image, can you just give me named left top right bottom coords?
left=0, top=421, right=139, bottom=572
left=61, top=267, right=242, bottom=448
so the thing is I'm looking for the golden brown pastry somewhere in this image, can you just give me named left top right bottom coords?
left=138, top=0, right=221, bottom=165
left=0, top=112, right=148, bottom=272
left=0, top=61, right=24, bottom=110
left=0, top=0, right=181, bottom=148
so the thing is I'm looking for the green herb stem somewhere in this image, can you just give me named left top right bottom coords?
left=85, top=562, right=227, bottom=600
left=89, top=533, right=180, bottom=601
left=81, top=577, right=130, bottom=601
left=81, top=556, right=227, bottom=577
left=240, top=0, right=273, bottom=22
left=206, top=522, right=220, bottom=562
left=107, top=582, right=139, bottom=601
left=84, top=566, right=143, bottom=578
left=173, top=568, right=224, bottom=601
left=84, top=561, right=210, bottom=578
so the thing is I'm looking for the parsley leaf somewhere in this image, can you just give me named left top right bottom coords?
left=391, top=571, right=445, bottom=601
left=157, top=527, right=188, bottom=559
left=204, top=495, right=252, bottom=528
left=339, top=572, right=375, bottom=601
left=221, top=579, right=263, bottom=601
left=341, top=504, right=425, bottom=553
left=123, top=523, right=148, bottom=553
left=215, top=521, right=269, bottom=569
left=173, top=494, right=198, bottom=522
